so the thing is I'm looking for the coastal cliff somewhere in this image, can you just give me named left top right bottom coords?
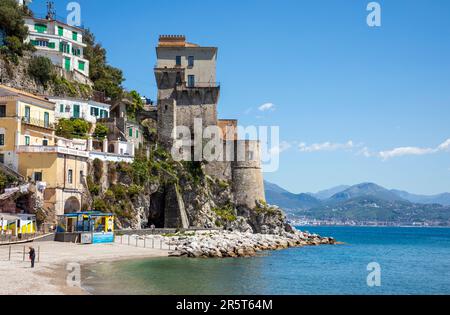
left=84, top=146, right=296, bottom=237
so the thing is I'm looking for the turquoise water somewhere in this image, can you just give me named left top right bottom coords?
left=83, top=227, right=450, bottom=295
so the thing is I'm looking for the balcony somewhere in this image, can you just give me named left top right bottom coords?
left=21, top=117, right=55, bottom=130
left=17, top=146, right=89, bottom=158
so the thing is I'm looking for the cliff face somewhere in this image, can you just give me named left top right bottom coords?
left=85, top=147, right=292, bottom=235
left=0, top=53, right=92, bottom=98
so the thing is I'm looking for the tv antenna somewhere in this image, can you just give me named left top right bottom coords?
left=46, top=1, right=56, bottom=20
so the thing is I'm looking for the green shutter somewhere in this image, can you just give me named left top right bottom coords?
left=65, top=57, right=71, bottom=71
left=129, top=128, right=133, bottom=137
left=25, top=136, right=30, bottom=146
left=72, top=31, right=78, bottom=41
left=73, top=105, right=80, bottom=118
left=48, top=42, right=55, bottom=49
left=136, top=130, right=139, bottom=139
left=34, top=24, right=47, bottom=33
left=58, top=26, right=64, bottom=36
left=78, top=61, right=85, bottom=71
left=60, top=104, right=64, bottom=113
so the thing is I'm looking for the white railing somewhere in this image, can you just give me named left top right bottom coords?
left=17, top=146, right=90, bottom=158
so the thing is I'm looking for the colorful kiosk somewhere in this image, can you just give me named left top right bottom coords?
left=0, top=214, right=37, bottom=237
left=56, top=212, right=115, bottom=244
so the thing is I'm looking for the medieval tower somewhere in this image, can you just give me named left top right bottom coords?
left=154, top=35, right=265, bottom=209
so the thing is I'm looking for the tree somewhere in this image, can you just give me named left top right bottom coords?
left=83, top=29, right=125, bottom=100
left=126, top=90, right=144, bottom=119
left=93, top=123, right=108, bottom=139
left=28, top=56, right=54, bottom=87
left=56, top=118, right=91, bottom=139
left=0, top=0, right=33, bottom=62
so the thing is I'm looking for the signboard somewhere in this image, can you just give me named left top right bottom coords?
left=92, top=232, right=114, bottom=244
left=81, top=233, right=93, bottom=244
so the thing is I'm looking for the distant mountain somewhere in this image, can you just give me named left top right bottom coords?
left=390, top=190, right=450, bottom=206
left=327, top=183, right=404, bottom=204
left=264, top=181, right=321, bottom=210
left=308, top=185, right=350, bottom=200
left=264, top=181, right=450, bottom=226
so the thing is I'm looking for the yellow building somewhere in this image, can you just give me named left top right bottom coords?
left=0, top=85, right=88, bottom=216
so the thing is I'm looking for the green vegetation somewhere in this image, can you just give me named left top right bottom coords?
left=0, top=170, right=16, bottom=192
left=254, top=200, right=280, bottom=216
left=55, top=118, right=91, bottom=139
left=125, top=90, right=144, bottom=120
left=28, top=56, right=54, bottom=87
left=0, top=0, right=34, bottom=63
left=92, top=159, right=103, bottom=182
left=213, top=203, right=237, bottom=224
left=92, top=123, right=108, bottom=139
left=83, top=29, right=124, bottom=100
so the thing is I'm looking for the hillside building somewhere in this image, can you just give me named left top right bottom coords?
left=0, top=85, right=88, bottom=216
left=47, top=96, right=110, bottom=124
left=23, top=17, right=90, bottom=84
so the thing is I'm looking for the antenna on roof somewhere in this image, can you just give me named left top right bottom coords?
left=46, top=1, right=56, bottom=20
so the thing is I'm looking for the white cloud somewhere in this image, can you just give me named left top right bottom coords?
left=269, top=141, right=292, bottom=156
left=258, top=103, right=275, bottom=112
left=298, top=140, right=354, bottom=153
left=378, top=138, right=450, bottom=160
left=357, top=146, right=372, bottom=158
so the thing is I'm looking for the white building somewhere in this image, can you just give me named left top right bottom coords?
left=16, top=0, right=32, bottom=6
left=47, top=97, right=110, bottom=124
left=24, top=17, right=90, bottom=82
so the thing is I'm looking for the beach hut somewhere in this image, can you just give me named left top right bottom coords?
left=56, top=212, right=115, bottom=244
left=0, top=214, right=37, bottom=237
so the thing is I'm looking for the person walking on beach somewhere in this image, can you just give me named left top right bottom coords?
left=28, top=247, right=36, bottom=268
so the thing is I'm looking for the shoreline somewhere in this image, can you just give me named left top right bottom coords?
left=0, top=241, right=169, bottom=295
left=1, top=230, right=336, bottom=295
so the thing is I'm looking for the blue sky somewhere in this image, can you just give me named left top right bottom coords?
left=30, top=0, right=450, bottom=195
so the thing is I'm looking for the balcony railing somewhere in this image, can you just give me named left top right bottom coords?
left=21, top=117, right=55, bottom=129
left=17, top=146, right=90, bottom=158
left=185, top=82, right=220, bottom=88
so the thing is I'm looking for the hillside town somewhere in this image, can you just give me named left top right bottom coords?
left=0, top=0, right=271, bottom=242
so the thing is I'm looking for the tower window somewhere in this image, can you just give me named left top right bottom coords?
left=188, top=75, right=195, bottom=87
left=188, top=56, right=194, bottom=67
left=176, top=56, right=181, bottom=66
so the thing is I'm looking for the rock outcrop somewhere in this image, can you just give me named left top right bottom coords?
left=163, top=230, right=337, bottom=258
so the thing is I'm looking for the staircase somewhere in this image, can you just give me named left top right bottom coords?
left=0, top=163, right=25, bottom=183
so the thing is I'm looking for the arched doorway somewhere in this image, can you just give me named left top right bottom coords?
left=64, top=196, right=81, bottom=214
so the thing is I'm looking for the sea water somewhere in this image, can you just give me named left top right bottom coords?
left=83, top=226, right=450, bottom=295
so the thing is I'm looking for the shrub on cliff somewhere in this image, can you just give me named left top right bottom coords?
left=28, top=56, right=54, bottom=87
left=0, top=170, right=16, bottom=192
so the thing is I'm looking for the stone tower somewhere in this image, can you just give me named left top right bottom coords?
left=232, top=140, right=266, bottom=209
left=154, top=35, right=220, bottom=150
left=153, top=35, right=266, bottom=210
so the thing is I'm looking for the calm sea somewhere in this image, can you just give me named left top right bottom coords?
left=82, top=226, right=450, bottom=295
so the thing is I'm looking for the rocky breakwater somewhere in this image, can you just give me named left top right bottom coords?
left=167, top=230, right=337, bottom=258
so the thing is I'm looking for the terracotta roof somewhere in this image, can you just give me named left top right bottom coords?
left=0, top=84, right=55, bottom=104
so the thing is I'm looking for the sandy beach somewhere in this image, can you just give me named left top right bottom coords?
left=0, top=241, right=168, bottom=295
